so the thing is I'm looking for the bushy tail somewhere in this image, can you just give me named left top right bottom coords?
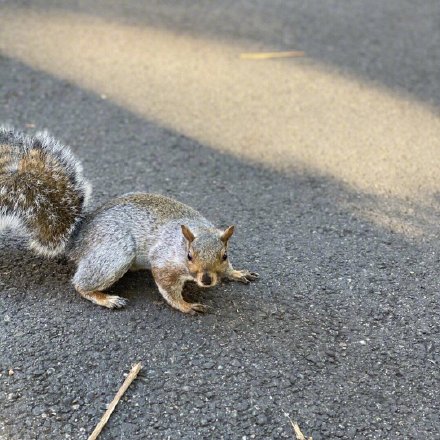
left=0, top=127, right=91, bottom=257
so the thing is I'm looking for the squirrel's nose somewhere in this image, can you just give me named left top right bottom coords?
left=201, top=272, right=212, bottom=286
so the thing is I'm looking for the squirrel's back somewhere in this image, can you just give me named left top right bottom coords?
left=95, top=193, right=202, bottom=222
left=0, top=127, right=91, bottom=256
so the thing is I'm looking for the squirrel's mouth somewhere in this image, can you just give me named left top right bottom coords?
left=195, top=271, right=218, bottom=288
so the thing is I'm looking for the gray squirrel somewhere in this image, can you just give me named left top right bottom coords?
left=0, top=127, right=258, bottom=314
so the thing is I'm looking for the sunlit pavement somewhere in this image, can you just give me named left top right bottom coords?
left=2, top=6, right=440, bottom=234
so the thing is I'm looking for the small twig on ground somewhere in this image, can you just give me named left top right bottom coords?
left=284, top=412, right=313, bottom=440
left=240, top=51, right=304, bottom=60
left=87, top=362, right=142, bottom=440
left=291, top=422, right=310, bottom=440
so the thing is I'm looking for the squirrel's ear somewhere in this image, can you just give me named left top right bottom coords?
left=181, top=225, right=195, bottom=243
left=220, top=225, right=235, bottom=243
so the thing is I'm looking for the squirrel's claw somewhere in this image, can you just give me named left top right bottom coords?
left=227, top=269, right=259, bottom=284
left=246, top=271, right=259, bottom=281
left=106, top=295, right=128, bottom=309
left=189, top=303, right=210, bottom=314
left=170, top=301, right=210, bottom=315
left=77, top=289, right=128, bottom=309
left=238, top=276, right=251, bottom=284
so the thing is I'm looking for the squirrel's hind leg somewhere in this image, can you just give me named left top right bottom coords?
left=72, top=237, right=136, bottom=309
left=76, top=289, right=127, bottom=309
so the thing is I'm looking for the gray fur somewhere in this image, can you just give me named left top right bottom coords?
left=190, top=231, right=225, bottom=266
left=68, top=193, right=218, bottom=289
left=72, top=236, right=136, bottom=291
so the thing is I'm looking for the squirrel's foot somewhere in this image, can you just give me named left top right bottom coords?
left=104, top=295, right=128, bottom=309
left=227, top=269, right=259, bottom=284
left=77, top=289, right=128, bottom=309
left=171, top=300, right=210, bottom=315
left=188, top=303, right=210, bottom=314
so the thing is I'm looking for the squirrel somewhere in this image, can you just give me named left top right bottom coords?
left=0, top=127, right=258, bottom=314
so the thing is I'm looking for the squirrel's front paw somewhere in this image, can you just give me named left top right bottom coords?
left=244, top=271, right=259, bottom=281
left=168, top=298, right=210, bottom=315
left=187, top=303, right=210, bottom=315
left=228, top=269, right=259, bottom=284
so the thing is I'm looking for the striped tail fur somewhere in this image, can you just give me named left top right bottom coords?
left=0, top=127, right=91, bottom=257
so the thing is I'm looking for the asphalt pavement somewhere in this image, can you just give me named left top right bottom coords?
left=0, top=1, right=439, bottom=439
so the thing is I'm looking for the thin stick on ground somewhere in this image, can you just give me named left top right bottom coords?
left=240, top=51, right=304, bottom=60
left=291, top=422, right=311, bottom=440
left=88, top=362, right=142, bottom=440
left=284, top=412, right=313, bottom=440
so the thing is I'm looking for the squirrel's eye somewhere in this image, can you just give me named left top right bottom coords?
left=222, top=253, right=228, bottom=261
left=187, top=253, right=192, bottom=261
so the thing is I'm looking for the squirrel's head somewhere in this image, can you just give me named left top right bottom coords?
left=181, top=224, right=234, bottom=288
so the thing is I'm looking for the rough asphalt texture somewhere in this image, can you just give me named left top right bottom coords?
left=1, top=2, right=439, bottom=440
